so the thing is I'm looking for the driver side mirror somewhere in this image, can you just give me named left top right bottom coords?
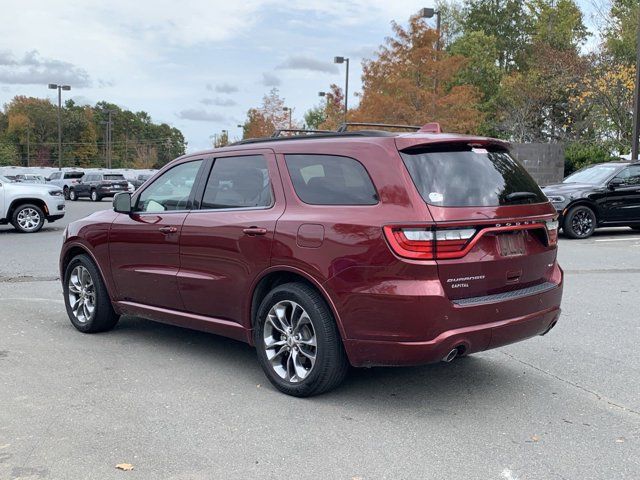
left=608, top=177, right=625, bottom=190
left=113, top=192, right=132, bottom=214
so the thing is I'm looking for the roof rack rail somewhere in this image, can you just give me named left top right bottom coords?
left=337, top=122, right=421, bottom=133
left=271, top=128, right=334, bottom=138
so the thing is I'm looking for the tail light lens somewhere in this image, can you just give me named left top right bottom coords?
left=384, top=226, right=476, bottom=260
left=545, top=219, right=559, bottom=246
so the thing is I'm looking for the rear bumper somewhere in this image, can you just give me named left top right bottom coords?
left=345, top=303, right=560, bottom=367
left=340, top=272, right=563, bottom=367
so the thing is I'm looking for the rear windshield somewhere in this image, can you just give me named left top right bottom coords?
left=64, top=172, right=84, bottom=179
left=104, top=174, right=126, bottom=181
left=400, top=145, right=546, bottom=207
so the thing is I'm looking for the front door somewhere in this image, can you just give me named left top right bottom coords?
left=109, top=159, right=204, bottom=310
left=178, top=150, right=284, bottom=325
left=604, top=165, right=640, bottom=223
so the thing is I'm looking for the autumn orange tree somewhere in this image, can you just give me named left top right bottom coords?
left=352, top=18, right=482, bottom=133
left=241, top=88, right=292, bottom=139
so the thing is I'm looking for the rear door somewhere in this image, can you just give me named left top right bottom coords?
left=178, top=150, right=284, bottom=324
left=109, top=159, right=205, bottom=310
left=398, top=143, right=558, bottom=301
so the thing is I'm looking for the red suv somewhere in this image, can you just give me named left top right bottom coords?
left=59, top=124, right=563, bottom=396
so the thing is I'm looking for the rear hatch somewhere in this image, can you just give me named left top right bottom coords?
left=103, top=174, right=129, bottom=190
left=389, top=141, right=559, bottom=301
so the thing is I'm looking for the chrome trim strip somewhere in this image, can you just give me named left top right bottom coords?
left=452, top=281, right=558, bottom=306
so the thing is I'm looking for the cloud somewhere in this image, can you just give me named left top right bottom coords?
left=276, top=55, right=338, bottom=73
left=207, top=82, right=239, bottom=94
left=70, top=95, right=94, bottom=106
left=0, top=49, right=91, bottom=87
left=176, top=109, right=227, bottom=122
left=262, top=72, right=281, bottom=86
left=200, top=97, right=237, bottom=107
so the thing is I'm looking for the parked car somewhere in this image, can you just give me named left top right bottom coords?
left=69, top=172, right=130, bottom=201
left=59, top=124, right=563, bottom=396
left=542, top=161, right=640, bottom=239
left=132, top=173, right=153, bottom=189
left=15, top=174, right=47, bottom=184
left=0, top=174, right=65, bottom=233
left=47, top=171, right=85, bottom=199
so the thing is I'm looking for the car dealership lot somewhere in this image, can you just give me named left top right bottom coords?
left=1, top=201, right=638, bottom=479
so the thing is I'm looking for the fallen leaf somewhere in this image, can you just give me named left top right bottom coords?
left=531, top=435, right=540, bottom=442
left=116, top=463, right=134, bottom=471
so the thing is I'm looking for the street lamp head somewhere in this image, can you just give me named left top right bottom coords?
left=61, top=85, right=71, bottom=91
left=318, top=91, right=326, bottom=97
left=283, top=106, right=289, bottom=111
left=48, top=83, right=58, bottom=89
left=334, top=56, right=345, bottom=64
left=418, top=7, right=436, bottom=18
left=236, top=124, right=243, bottom=128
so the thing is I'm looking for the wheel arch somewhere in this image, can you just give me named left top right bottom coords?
left=248, top=267, right=345, bottom=346
left=564, top=200, right=600, bottom=224
left=8, top=198, right=48, bottom=219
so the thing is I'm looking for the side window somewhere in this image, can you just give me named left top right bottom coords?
left=50, top=172, right=60, bottom=180
left=201, top=155, right=272, bottom=209
left=136, top=160, right=203, bottom=212
left=615, top=166, right=640, bottom=186
left=285, top=154, right=378, bottom=205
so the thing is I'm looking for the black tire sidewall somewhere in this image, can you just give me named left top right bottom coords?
left=254, top=283, right=344, bottom=397
left=63, top=254, right=118, bottom=333
left=564, top=206, right=596, bottom=239
left=11, top=204, right=45, bottom=233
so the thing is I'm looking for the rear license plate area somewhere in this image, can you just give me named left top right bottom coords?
left=497, top=232, right=526, bottom=257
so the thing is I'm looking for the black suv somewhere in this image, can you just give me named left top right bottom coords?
left=542, top=161, right=640, bottom=238
left=69, top=172, right=129, bottom=202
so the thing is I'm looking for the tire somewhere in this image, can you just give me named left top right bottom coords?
left=63, top=186, right=70, bottom=200
left=563, top=205, right=596, bottom=239
left=254, top=282, right=349, bottom=397
left=11, top=203, right=45, bottom=233
left=90, top=189, right=100, bottom=202
left=63, top=254, right=120, bottom=333
left=69, top=188, right=78, bottom=201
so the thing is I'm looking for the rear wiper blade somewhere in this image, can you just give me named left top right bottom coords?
left=505, top=191, right=537, bottom=202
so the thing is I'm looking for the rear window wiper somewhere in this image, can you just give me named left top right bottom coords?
left=505, top=191, right=538, bottom=202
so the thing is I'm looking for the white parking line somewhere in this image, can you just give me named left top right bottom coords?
left=594, top=237, right=640, bottom=242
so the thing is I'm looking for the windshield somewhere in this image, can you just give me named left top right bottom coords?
left=400, top=145, right=546, bottom=207
left=0, top=175, right=11, bottom=183
left=563, top=164, right=621, bottom=185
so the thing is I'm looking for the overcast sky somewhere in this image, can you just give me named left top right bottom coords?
left=1, top=0, right=600, bottom=153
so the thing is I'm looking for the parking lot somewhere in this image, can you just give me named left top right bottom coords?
left=1, top=201, right=639, bottom=479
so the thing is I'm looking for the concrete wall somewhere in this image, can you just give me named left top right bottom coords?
left=511, top=143, right=565, bottom=186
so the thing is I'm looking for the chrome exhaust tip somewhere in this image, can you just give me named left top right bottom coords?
left=442, top=348, right=458, bottom=363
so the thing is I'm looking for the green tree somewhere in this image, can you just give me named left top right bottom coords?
left=0, top=142, right=19, bottom=166
left=604, top=0, right=638, bottom=65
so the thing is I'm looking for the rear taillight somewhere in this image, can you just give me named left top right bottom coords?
left=384, top=226, right=476, bottom=260
left=545, top=219, right=559, bottom=246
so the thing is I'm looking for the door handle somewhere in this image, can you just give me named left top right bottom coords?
left=242, top=227, right=268, bottom=236
left=159, top=226, right=178, bottom=234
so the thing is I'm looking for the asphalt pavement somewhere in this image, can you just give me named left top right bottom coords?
left=1, top=200, right=639, bottom=479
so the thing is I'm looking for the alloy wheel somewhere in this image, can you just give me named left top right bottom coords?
left=67, top=266, right=96, bottom=323
left=16, top=208, right=41, bottom=232
left=571, top=209, right=594, bottom=237
left=263, top=300, right=317, bottom=383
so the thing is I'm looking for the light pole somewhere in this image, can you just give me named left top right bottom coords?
left=48, top=83, right=71, bottom=170
left=632, top=5, right=640, bottom=160
left=333, top=56, right=349, bottom=121
left=418, top=7, right=441, bottom=51
left=283, top=107, right=293, bottom=129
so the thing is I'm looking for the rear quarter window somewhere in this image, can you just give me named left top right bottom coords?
left=400, top=145, right=546, bottom=207
left=285, top=154, right=378, bottom=205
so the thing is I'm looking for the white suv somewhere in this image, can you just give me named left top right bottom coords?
left=0, top=175, right=66, bottom=233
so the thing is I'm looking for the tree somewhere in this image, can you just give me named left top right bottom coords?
left=0, top=142, right=19, bottom=166
left=213, top=131, right=229, bottom=148
left=462, top=0, right=533, bottom=71
left=240, top=88, right=291, bottom=138
left=530, top=0, right=588, bottom=52
left=603, top=0, right=638, bottom=66
left=355, top=18, right=482, bottom=133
